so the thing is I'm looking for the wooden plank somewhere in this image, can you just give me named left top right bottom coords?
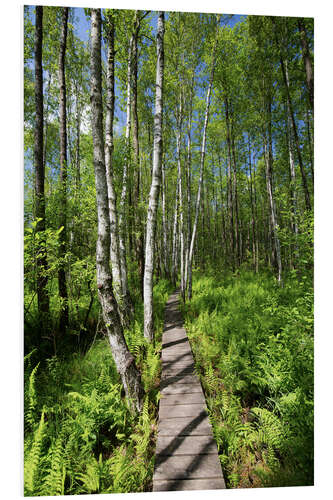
left=155, top=435, right=218, bottom=456
left=153, top=291, right=225, bottom=492
left=162, top=352, right=194, bottom=363
left=157, top=415, right=212, bottom=436
left=160, top=392, right=205, bottom=406
left=162, top=344, right=192, bottom=355
left=160, top=403, right=207, bottom=419
left=162, top=361, right=195, bottom=371
left=162, top=366, right=195, bottom=378
left=160, top=374, right=201, bottom=386
left=153, top=478, right=226, bottom=491
left=161, top=383, right=203, bottom=395
left=154, top=454, right=223, bottom=480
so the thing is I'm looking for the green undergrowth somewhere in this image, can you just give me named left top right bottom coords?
left=182, top=270, right=313, bottom=489
left=24, top=279, right=173, bottom=496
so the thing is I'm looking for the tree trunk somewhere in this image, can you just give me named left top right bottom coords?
left=171, top=181, right=179, bottom=286
left=286, top=111, right=299, bottom=266
left=161, top=161, right=168, bottom=278
left=187, top=18, right=219, bottom=300
left=105, top=12, right=124, bottom=323
left=298, top=18, right=314, bottom=112
left=90, top=9, right=143, bottom=414
left=175, top=96, right=185, bottom=300
left=58, top=7, right=69, bottom=331
left=230, top=107, right=241, bottom=265
left=248, top=136, right=257, bottom=271
left=271, top=18, right=311, bottom=211
left=143, top=12, right=165, bottom=342
left=34, top=6, right=50, bottom=329
left=224, top=97, right=235, bottom=271
left=263, top=98, right=282, bottom=283
left=118, top=22, right=135, bottom=318
left=184, top=89, right=193, bottom=295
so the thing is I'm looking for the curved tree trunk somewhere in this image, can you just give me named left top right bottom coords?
left=90, top=9, right=143, bottom=413
left=143, top=12, right=165, bottom=342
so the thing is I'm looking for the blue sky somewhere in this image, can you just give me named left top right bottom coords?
left=25, top=6, right=248, bottom=140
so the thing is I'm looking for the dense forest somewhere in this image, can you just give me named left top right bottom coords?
left=24, top=5, right=314, bottom=495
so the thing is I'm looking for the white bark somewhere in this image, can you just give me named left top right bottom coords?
left=105, top=14, right=123, bottom=318
left=171, top=181, right=179, bottom=285
left=175, top=97, right=185, bottom=299
left=161, top=161, right=168, bottom=276
left=90, top=9, right=143, bottom=413
left=263, top=128, right=282, bottom=284
left=118, top=23, right=135, bottom=316
left=187, top=22, right=218, bottom=299
left=143, top=12, right=165, bottom=342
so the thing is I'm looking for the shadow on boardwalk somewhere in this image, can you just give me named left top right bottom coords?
left=153, top=291, right=226, bottom=492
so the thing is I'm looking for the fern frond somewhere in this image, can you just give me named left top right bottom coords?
left=24, top=409, right=47, bottom=496
left=26, top=362, right=40, bottom=430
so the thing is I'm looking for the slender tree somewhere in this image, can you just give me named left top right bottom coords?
left=143, top=11, right=165, bottom=342
left=104, top=11, right=123, bottom=321
left=58, top=7, right=69, bottom=330
left=90, top=8, right=143, bottom=413
left=187, top=16, right=219, bottom=299
left=34, top=5, right=50, bottom=329
left=298, top=18, right=314, bottom=112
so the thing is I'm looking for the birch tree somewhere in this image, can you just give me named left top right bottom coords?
left=104, top=11, right=123, bottom=322
left=90, top=8, right=143, bottom=413
left=143, top=12, right=165, bottom=342
left=187, top=16, right=219, bottom=299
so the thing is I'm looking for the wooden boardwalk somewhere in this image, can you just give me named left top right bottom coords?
left=153, top=291, right=226, bottom=492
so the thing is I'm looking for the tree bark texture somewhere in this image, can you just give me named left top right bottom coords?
left=118, top=21, right=135, bottom=318
left=131, top=11, right=145, bottom=299
left=90, top=9, right=143, bottom=413
left=264, top=98, right=282, bottom=283
left=105, top=12, right=124, bottom=319
left=143, top=12, right=165, bottom=342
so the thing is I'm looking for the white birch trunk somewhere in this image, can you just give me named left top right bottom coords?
left=143, top=12, right=165, bottom=342
left=105, top=13, right=124, bottom=320
left=90, top=9, right=143, bottom=413
left=161, top=161, right=168, bottom=277
left=118, top=25, right=135, bottom=316
left=187, top=21, right=218, bottom=299
left=171, top=181, right=179, bottom=286
left=175, top=97, right=185, bottom=299
left=263, top=131, right=282, bottom=284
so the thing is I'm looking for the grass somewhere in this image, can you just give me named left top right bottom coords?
left=182, top=269, right=314, bottom=488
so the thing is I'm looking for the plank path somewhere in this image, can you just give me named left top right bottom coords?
left=153, top=291, right=226, bottom=492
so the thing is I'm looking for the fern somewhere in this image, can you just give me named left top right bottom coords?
left=76, top=454, right=108, bottom=494
left=41, top=431, right=66, bottom=496
left=24, top=409, right=47, bottom=496
left=25, top=362, right=40, bottom=431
